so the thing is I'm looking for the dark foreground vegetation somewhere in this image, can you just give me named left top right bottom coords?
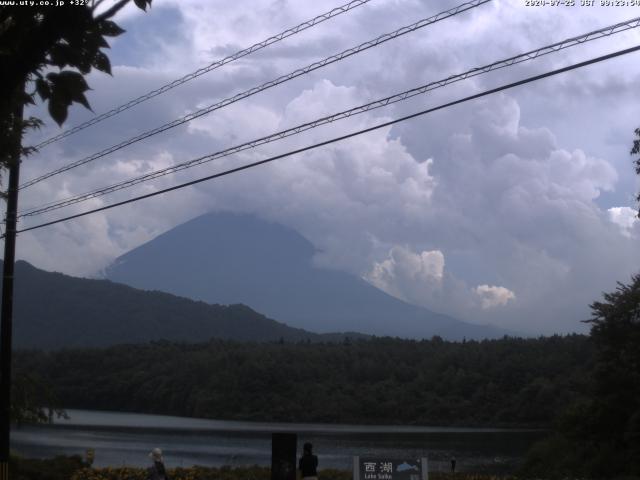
left=10, top=455, right=86, bottom=480
left=10, top=457, right=510, bottom=480
left=15, top=334, right=592, bottom=427
left=523, top=274, right=640, bottom=478
left=12, top=274, right=640, bottom=479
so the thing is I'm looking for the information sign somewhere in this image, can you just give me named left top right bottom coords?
left=354, top=457, right=428, bottom=480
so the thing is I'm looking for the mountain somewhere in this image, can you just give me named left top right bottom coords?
left=4, top=260, right=358, bottom=349
left=106, top=212, right=507, bottom=340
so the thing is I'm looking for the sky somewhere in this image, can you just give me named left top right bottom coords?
left=15, top=0, right=640, bottom=335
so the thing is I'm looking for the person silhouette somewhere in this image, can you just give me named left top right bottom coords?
left=298, top=442, right=318, bottom=480
left=450, top=456, right=456, bottom=474
left=147, top=448, right=170, bottom=480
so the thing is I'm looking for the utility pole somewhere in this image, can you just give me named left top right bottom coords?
left=0, top=87, right=24, bottom=480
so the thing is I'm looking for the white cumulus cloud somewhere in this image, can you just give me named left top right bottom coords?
left=608, top=206, right=639, bottom=238
left=474, top=285, right=516, bottom=309
left=366, top=246, right=445, bottom=302
left=14, top=0, right=640, bottom=336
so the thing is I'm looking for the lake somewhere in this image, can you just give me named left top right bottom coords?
left=11, top=409, right=545, bottom=473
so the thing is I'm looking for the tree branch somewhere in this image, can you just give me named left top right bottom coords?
left=95, top=0, right=129, bottom=21
left=91, top=0, right=107, bottom=12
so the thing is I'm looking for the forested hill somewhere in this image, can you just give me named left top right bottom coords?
left=4, top=260, right=363, bottom=349
left=15, top=335, right=594, bottom=427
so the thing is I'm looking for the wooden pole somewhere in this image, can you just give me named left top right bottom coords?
left=0, top=86, right=24, bottom=480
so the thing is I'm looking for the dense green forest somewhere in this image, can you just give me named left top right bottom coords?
left=15, top=334, right=593, bottom=427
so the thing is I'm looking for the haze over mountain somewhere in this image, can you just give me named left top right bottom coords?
left=4, top=260, right=355, bottom=349
left=106, top=212, right=508, bottom=340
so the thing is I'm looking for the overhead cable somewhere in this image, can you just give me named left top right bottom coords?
left=18, top=16, right=640, bottom=218
left=20, top=0, right=491, bottom=190
left=34, top=0, right=375, bottom=149
left=13, top=44, right=640, bottom=236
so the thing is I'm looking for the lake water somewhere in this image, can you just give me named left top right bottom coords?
left=11, top=409, right=545, bottom=473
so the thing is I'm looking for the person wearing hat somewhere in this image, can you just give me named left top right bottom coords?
left=298, top=442, right=318, bottom=480
left=147, top=448, right=170, bottom=480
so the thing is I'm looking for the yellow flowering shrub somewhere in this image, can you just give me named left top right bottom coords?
left=71, top=467, right=516, bottom=480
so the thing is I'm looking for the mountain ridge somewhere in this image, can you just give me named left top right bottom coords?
left=2, top=259, right=365, bottom=349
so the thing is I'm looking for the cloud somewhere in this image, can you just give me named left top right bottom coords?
left=474, top=285, right=516, bottom=309
left=355, top=92, right=638, bottom=333
left=608, top=206, right=639, bottom=237
left=366, top=246, right=445, bottom=302
left=366, top=246, right=516, bottom=318
left=13, top=0, right=640, bottom=336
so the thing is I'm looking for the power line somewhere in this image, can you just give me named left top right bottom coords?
left=13, top=44, right=640, bottom=236
left=33, top=0, right=374, bottom=150
left=20, top=0, right=491, bottom=190
left=18, top=16, right=640, bottom=218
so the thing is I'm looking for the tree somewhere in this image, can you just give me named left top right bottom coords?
left=0, top=2, right=152, bottom=474
left=1, top=0, right=152, bottom=166
left=524, top=275, right=640, bottom=478
left=585, top=274, right=640, bottom=476
left=631, top=130, right=640, bottom=218
left=11, top=372, right=66, bottom=426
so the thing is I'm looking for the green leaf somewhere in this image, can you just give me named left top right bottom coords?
left=23, top=116, right=44, bottom=130
left=57, top=70, right=90, bottom=92
left=48, top=99, right=68, bottom=127
left=35, top=78, right=51, bottom=100
left=133, top=0, right=152, bottom=11
left=95, top=33, right=110, bottom=49
left=99, top=20, right=125, bottom=37
left=76, top=56, right=93, bottom=75
left=73, top=91, right=91, bottom=111
left=46, top=71, right=93, bottom=121
left=59, top=71, right=91, bottom=109
left=48, top=44, right=72, bottom=69
left=92, top=51, right=111, bottom=75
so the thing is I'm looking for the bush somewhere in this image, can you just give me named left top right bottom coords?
left=10, top=454, right=87, bottom=480
left=70, top=466, right=517, bottom=480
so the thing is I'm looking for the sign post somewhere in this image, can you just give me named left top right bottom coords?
left=271, top=433, right=297, bottom=480
left=354, top=457, right=428, bottom=480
